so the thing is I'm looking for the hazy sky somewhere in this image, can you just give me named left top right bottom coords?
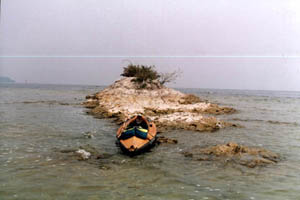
left=0, top=0, right=300, bottom=90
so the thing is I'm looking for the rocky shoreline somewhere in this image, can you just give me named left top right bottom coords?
left=84, top=77, right=238, bottom=132
left=82, top=77, right=279, bottom=168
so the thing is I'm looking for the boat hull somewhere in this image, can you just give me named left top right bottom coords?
left=116, top=115, right=157, bottom=155
left=116, top=136, right=157, bottom=155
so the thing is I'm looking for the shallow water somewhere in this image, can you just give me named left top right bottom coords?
left=1, top=83, right=300, bottom=200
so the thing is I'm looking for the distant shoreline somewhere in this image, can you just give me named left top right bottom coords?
left=0, top=76, right=16, bottom=83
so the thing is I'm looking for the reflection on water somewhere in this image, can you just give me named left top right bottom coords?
left=1, top=83, right=300, bottom=200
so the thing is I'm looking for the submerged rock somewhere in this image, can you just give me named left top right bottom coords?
left=84, top=77, right=238, bottom=132
left=59, top=144, right=106, bottom=161
left=20, top=100, right=76, bottom=106
left=157, top=136, right=178, bottom=144
left=83, top=132, right=95, bottom=139
left=183, top=143, right=279, bottom=168
left=59, top=149, right=77, bottom=153
left=53, top=145, right=116, bottom=170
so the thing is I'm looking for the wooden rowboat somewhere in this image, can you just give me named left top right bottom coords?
left=116, top=115, right=157, bottom=155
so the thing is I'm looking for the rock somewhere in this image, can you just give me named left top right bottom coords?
left=157, top=136, right=178, bottom=144
left=83, top=99, right=99, bottom=109
left=83, top=132, right=95, bottom=139
left=78, top=144, right=102, bottom=158
left=84, top=77, right=238, bottom=132
left=182, top=143, right=279, bottom=168
left=203, top=104, right=236, bottom=115
left=59, top=144, right=106, bottom=161
left=154, top=115, right=236, bottom=132
left=179, top=94, right=206, bottom=104
left=76, top=149, right=91, bottom=160
left=86, top=94, right=98, bottom=100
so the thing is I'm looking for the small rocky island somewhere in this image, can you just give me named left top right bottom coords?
left=84, top=65, right=237, bottom=132
left=83, top=65, right=279, bottom=167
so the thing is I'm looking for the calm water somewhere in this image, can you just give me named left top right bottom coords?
left=1, top=83, right=300, bottom=200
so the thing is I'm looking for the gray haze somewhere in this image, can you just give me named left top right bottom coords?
left=0, top=0, right=300, bottom=90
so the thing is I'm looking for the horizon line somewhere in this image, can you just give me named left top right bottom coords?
left=3, top=81, right=300, bottom=92
left=1, top=55, right=300, bottom=58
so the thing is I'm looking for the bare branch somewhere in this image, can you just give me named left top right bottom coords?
left=159, top=69, right=182, bottom=85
